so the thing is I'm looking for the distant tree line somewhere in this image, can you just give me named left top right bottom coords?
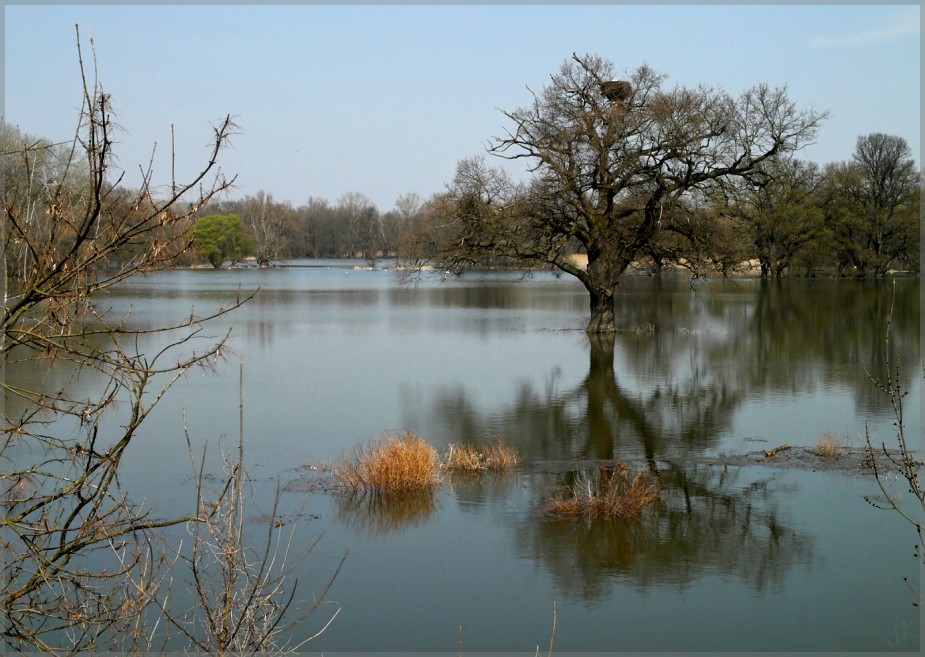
left=200, top=190, right=423, bottom=264
left=4, top=121, right=918, bottom=279
left=192, top=128, right=919, bottom=279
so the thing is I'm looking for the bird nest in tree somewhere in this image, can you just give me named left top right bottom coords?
left=600, top=80, right=632, bottom=102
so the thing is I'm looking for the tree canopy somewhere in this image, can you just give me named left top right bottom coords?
left=423, top=53, right=830, bottom=332
left=191, top=213, right=254, bottom=267
left=822, top=133, right=920, bottom=276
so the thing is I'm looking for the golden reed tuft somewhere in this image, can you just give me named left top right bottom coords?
left=816, top=432, right=844, bottom=457
left=443, top=440, right=521, bottom=473
left=334, top=432, right=442, bottom=494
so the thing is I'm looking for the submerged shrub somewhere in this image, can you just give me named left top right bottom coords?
left=443, top=443, right=483, bottom=473
left=334, top=432, right=442, bottom=494
left=443, top=440, right=521, bottom=473
left=545, top=465, right=660, bottom=519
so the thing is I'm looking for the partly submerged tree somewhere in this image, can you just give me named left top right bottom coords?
left=425, top=53, right=828, bottom=332
left=240, top=191, right=292, bottom=267
left=337, top=191, right=381, bottom=260
left=822, top=133, right=920, bottom=276
left=721, top=157, right=828, bottom=277
left=192, top=213, right=254, bottom=268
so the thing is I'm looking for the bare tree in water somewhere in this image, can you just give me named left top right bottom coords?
left=421, top=53, right=827, bottom=332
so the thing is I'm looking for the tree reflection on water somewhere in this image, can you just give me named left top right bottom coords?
left=517, top=463, right=811, bottom=600
left=390, top=279, right=918, bottom=597
left=407, top=278, right=919, bottom=465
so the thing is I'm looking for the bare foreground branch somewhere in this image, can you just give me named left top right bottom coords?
left=155, top=414, right=343, bottom=655
left=862, top=283, right=924, bottom=606
left=2, top=27, right=337, bottom=653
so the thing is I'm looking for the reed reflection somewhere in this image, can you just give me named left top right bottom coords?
left=448, top=470, right=520, bottom=509
left=334, top=491, right=438, bottom=535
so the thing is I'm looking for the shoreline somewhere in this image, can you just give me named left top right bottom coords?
left=286, top=446, right=918, bottom=495
left=174, top=256, right=920, bottom=279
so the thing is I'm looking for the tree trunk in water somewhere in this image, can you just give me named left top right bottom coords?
left=584, top=244, right=626, bottom=333
left=586, top=288, right=616, bottom=333
left=585, top=333, right=617, bottom=460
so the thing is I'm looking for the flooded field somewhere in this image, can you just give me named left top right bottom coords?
left=6, top=262, right=920, bottom=651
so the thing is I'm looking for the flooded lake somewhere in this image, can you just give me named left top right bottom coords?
left=6, top=261, right=921, bottom=651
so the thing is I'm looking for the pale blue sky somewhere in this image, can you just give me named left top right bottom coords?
left=3, top=3, right=921, bottom=211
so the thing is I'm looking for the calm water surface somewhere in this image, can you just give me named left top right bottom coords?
left=7, top=261, right=921, bottom=652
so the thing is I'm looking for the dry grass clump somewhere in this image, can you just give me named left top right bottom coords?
left=816, top=432, right=845, bottom=457
left=333, top=432, right=442, bottom=494
left=443, top=440, right=521, bottom=473
left=545, top=465, right=660, bottom=520
left=443, top=443, right=484, bottom=472
left=483, top=440, right=522, bottom=470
